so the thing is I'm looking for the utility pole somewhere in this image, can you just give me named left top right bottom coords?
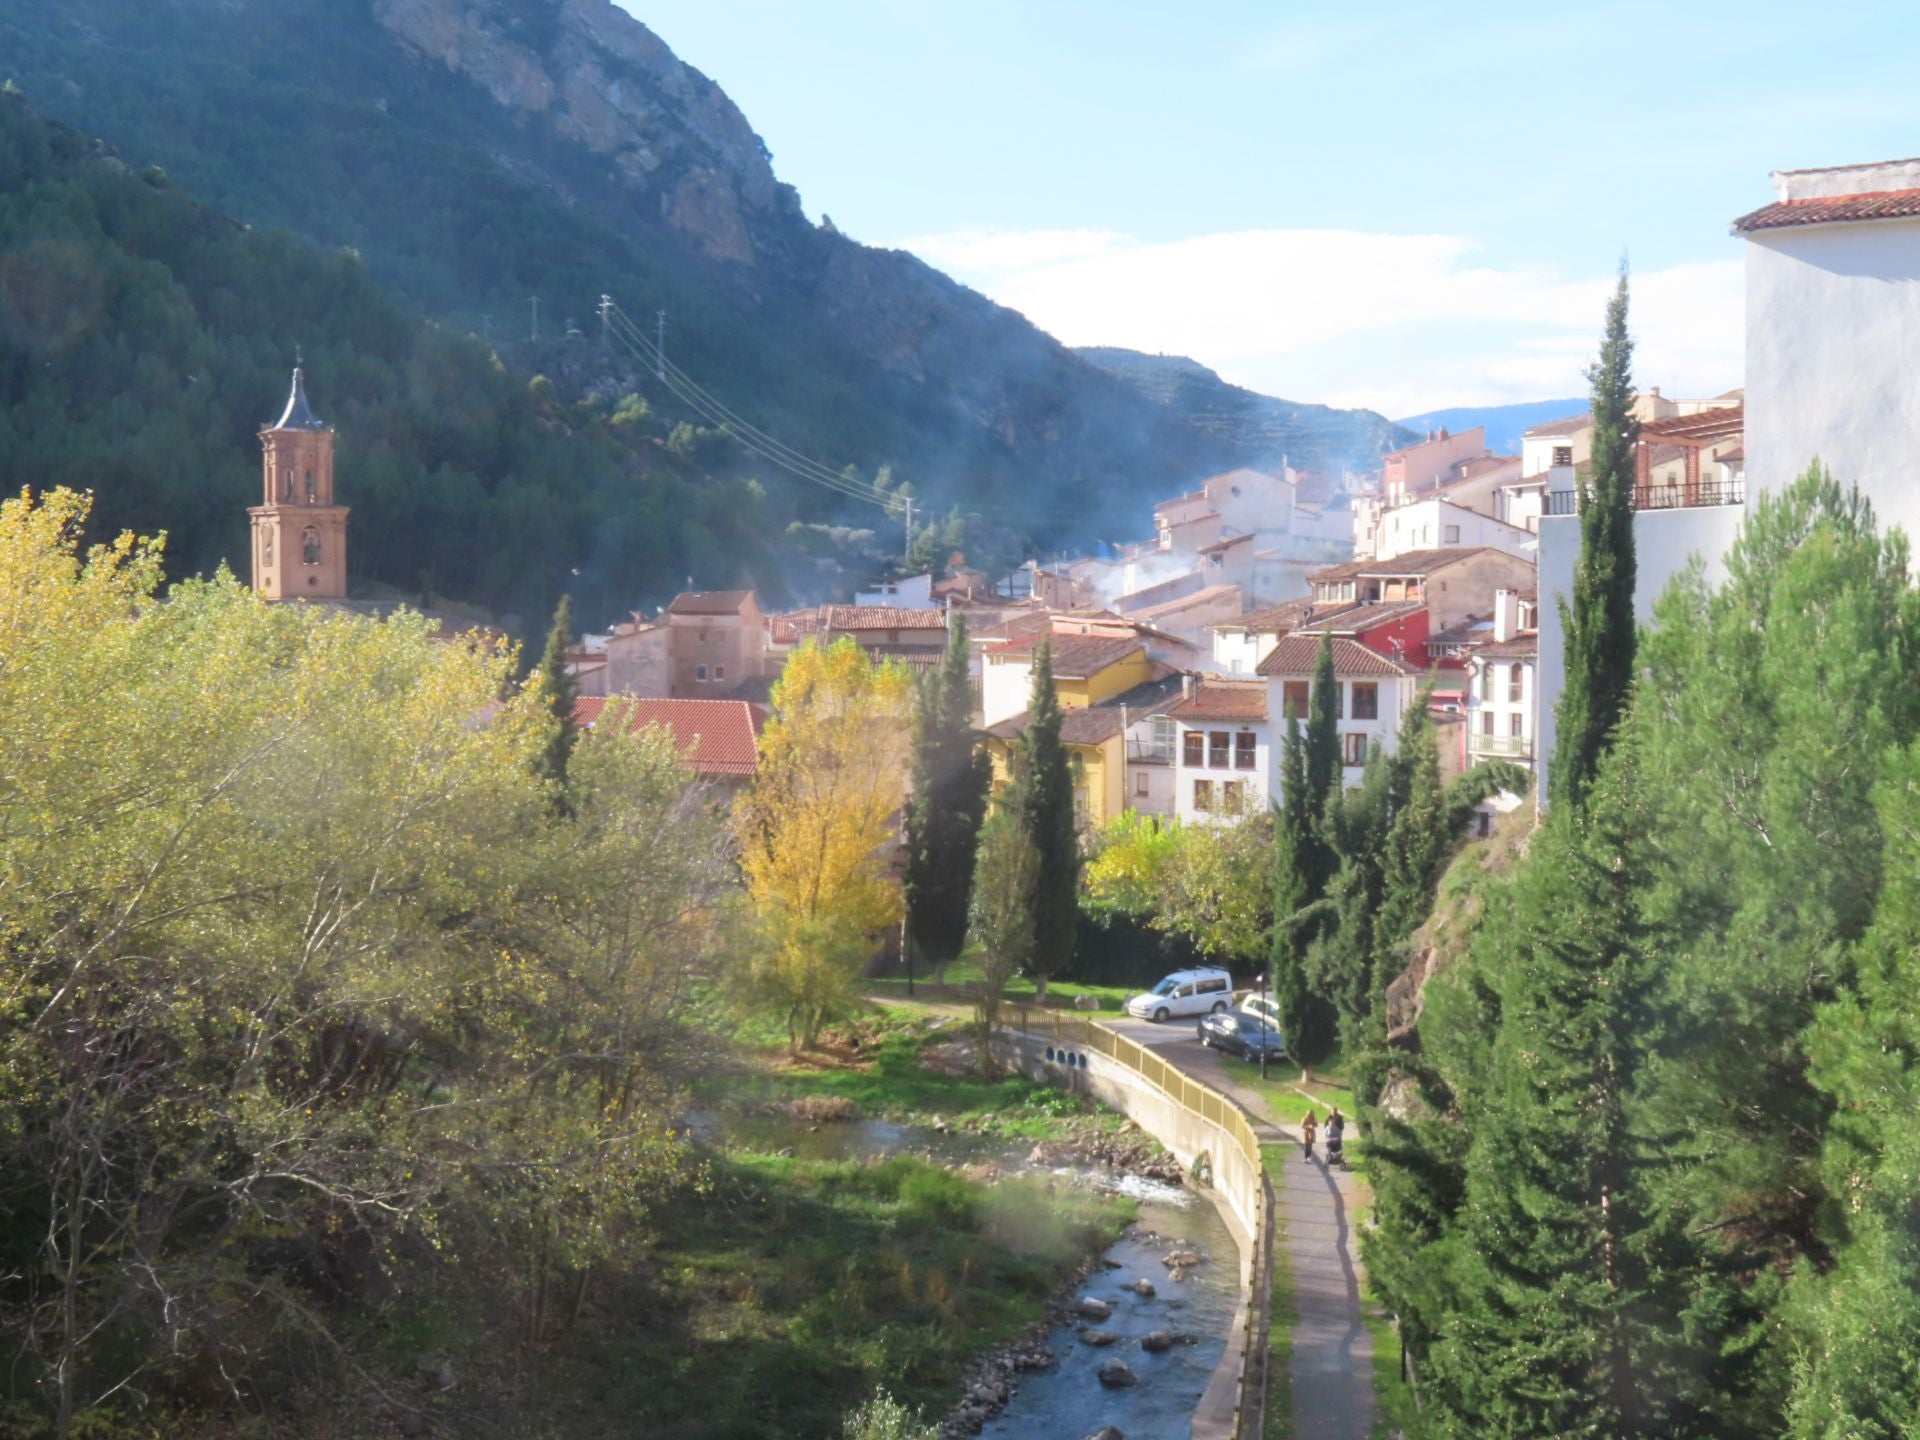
left=529, top=297, right=540, bottom=343
left=598, top=294, right=612, bottom=352
left=655, top=309, right=667, bottom=381
left=901, top=494, right=915, bottom=567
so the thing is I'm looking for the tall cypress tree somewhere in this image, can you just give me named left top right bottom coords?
left=1017, top=638, right=1079, bottom=999
left=534, top=594, right=579, bottom=794
left=1304, top=630, right=1341, bottom=809
left=1552, top=265, right=1639, bottom=812
left=1272, top=716, right=1338, bottom=1077
left=904, top=614, right=991, bottom=983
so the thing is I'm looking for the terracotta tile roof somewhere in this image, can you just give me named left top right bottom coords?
left=1256, top=635, right=1416, bottom=679
left=818, top=604, right=950, bottom=631
left=1217, top=596, right=1322, bottom=633
left=1292, top=600, right=1426, bottom=636
left=1733, top=188, right=1920, bottom=232
left=1169, top=679, right=1270, bottom=722
left=572, top=697, right=761, bottom=776
left=987, top=674, right=1185, bottom=745
left=668, top=590, right=755, bottom=617
left=1471, top=634, right=1539, bottom=661
left=766, top=608, right=820, bottom=645
left=1127, top=583, right=1244, bottom=623
left=1717, top=444, right=1746, bottom=463
left=985, top=633, right=1146, bottom=680
left=1523, top=413, right=1591, bottom=438
left=1311, top=547, right=1495, bottom=583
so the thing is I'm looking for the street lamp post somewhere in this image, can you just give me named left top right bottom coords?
left=1258, top=971, right=1270, bottom=1080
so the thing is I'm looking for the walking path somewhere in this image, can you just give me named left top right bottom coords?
left=1104, top=1021, right=1376, bottom=1440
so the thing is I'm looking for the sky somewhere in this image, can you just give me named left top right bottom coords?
left=619, top=1, right=1920, bottom=418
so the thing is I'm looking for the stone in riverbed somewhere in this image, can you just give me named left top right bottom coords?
left=1085, top=1429, right=1125, bottom=1440
left=1168, top=1267, right=1190, bottom=1283
left=1097, top=1360, right=1138, bottom=1388
left=1078, top=1328, right=1118, bottom=1347
left=1073, top=1296, right=1112, bottom=1321
left=1126, top=1278, right=1156, bottom=1297
left=1162, top=1249, right=1202, bottom=1268
left=1140, top=1330, right=1174, bottom=1353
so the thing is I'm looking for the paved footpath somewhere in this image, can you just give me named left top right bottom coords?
left=1106, top=1018, right=1376, bottom=1440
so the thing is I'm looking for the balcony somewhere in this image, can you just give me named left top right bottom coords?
left=1468, top=732, right=1533, bottom=759
left=1128, top=738, right=1175, bottom=765
left=1545, top=479, right=1746, bottom=517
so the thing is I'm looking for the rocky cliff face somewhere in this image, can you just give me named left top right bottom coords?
left=373, top=0, right=796, bottom=263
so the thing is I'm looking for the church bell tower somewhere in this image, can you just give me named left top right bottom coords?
left=250, top=367, right=349, bottom=600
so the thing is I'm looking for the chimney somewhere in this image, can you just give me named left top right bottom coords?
left=1182, top=673, right=1194, bottom=701
left=1493, top=588, right=1517, bottom=643
left=1438, top=425, right=1449, bottom=441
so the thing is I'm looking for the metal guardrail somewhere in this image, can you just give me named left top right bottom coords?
left=1546, top=480, right=1746, bottom=517
left=1008, top=1005, right=1272, bottom=1438
left=1467, top=732, right=1532, bottom=758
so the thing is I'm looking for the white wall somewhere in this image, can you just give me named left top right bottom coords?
left=1258, top=675, right=1414, bottom=792
left=1534, top=503, right=1746, bottom=803
left=1465, top=657, right=1536, bottom=775
left=1374, top=498, right=1536, bottom=562
left=981, top=656, right=1032, bottom=728
left=1213, top=628, right=1274, bottom=677
left=1172, top=720, right=1273, bottom=824
left=1745, top=217, right=1920, bottom=541
left=854, top=573, right=935, bottom=609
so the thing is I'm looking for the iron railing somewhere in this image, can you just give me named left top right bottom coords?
left=1468, top=732, right=1532, bottom=758
left=1546, top=479, right=1746, bottom=516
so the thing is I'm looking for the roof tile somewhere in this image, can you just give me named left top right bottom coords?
left=1256, top=635, right=1416, bottom=678
left=1733, top=188, right=1920, bottom=232
left=572, top=696, right=760, bottom=775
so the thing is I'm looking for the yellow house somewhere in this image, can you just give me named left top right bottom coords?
left=982, top=670, right=1185, bottom=832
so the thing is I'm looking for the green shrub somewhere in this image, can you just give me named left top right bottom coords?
left=898, top=1166, right=978, bottom=1233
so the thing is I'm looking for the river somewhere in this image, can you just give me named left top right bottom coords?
left=710, top=1113, right=1241, bottom=1440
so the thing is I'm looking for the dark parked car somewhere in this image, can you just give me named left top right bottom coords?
left=1198, top=1010, right=1287, bottom=1063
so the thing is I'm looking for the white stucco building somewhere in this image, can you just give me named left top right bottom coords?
left=1255, top=635, right=1420, bottom=791
left=1464, top=588, right=1539, bottom=776
left=1168, top=679, right=1272, bottom=824
left=1372, top=496, right=1536, bottom=563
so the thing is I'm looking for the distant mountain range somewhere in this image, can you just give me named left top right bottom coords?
left=1393, top=399, right=1588, bottom=457
left=1079, top=348, right=1417, bottom=482
left=0, top=0, right=1413, bottom=604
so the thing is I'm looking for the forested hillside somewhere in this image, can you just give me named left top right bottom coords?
left=1077, top=347, right=1416, bottom=480
left=0, top=0, right=1365, bottom=576
left=0, top=93, right=786, bottom=627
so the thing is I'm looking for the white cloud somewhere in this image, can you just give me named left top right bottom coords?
left=894, top=225, right=1744, bottom=418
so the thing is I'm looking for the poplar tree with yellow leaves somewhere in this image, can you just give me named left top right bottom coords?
left=734, top=637, right=912, bottom=1048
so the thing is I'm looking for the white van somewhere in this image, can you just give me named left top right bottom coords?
left=1238, top=990, right=1279, bottom=1030
left=1125, top=968, right=1234, bottom=1023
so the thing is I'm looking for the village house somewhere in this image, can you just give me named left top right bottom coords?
left=1463, top=588, right=1538, bottom=777
left=571, top=695, right=764, bottom=799
left=1210, top=596, right=1320, bottom=676
left=1256, top=635, right=1420, bottom=789
left=815, top=604, right=951, bottom=674
left=979, top=630, right=1157, bottom=728
left=984, top=672, right=1186, bottom=828
left=1121, top=583, right=1247, bottom=650
left=1369, top=493, right=1534, bottom=563
left=1308, top=548, right=1536, bottom=632
left=1169, top=678, right=1272, bottom=824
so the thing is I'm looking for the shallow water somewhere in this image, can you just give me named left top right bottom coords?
left=977, top=1183, right=1237, bottom=1440
left=709, top=1111, right=1241, bottom=1440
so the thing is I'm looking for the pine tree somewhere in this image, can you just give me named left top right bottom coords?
left=1272, top=716, right=1338, bottom=1077
left=1016, top=638, right=1079, bottom=999
left=1551, top=265, right=1639, bottom=812
left=535, top=594, right=579, bottom=794
left=969, top=794, right=1040, bottom=1073
left=1426, top=729, right=1707, bottom=1438
left=903, top=614, right=991, bottom=983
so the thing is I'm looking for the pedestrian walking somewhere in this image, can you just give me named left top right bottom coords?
left=1326, top=1107, right=1346, bottom=1169
left=1301, top=1108, right=1318, bottom=1159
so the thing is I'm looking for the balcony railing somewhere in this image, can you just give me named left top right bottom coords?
left=1127, top=739, right=1174, bottom=764
left=1546, top=479, right=1746, bottom=517
left=1468, top=732, right=1533, bottom=758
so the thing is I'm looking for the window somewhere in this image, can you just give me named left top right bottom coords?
left=301, top=528, right=321, bottom=565
left=1479, top=664, right=1492, bottom=701
left=695, top=664, right=709, bottom=682
left=1283, top=680, right=1310, bottom=718
left=1149, top=716, right=1175, bottom=761
left=1510, top=713, right=1525, bottom=738
left=1198, top=976, right=1230, bottom=994
left=1183, top=730, right=1204, bottom=767
left=1222, top=780, right=1246, bottom=815
left=1193, top=779, right=1214, bottom=812
left=1351, top=683, right=1379, bottom=720
left=1342, top=733, right=1367, bottom=766
left=1508, top=664, right=1524, bottom=703
left=715, top=664, right=727, bottom=683
left=1235, top=731, right=1257, bottom=770
left=1444, top=524, right=1460, bottom=544
left=304, top=469, right=315, bottom=502
left=1135, top=770, right=1150, bottom=797
left=1209, top=731, right=1230, bottom=769
left=1481, top=710, right=1495, bottom=735
left=1552, top=445, right=1574, bottom=467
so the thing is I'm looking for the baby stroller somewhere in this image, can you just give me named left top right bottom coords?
left=1325, top=1112, right=1347, bottom=1170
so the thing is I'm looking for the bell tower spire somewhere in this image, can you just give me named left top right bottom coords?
left=250, top=364, right=349, bottom=600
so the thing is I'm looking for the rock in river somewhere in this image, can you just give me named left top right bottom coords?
left=1073, top=1296, right=1112, bottom=1321
left=1126, top=1278, right=1156, bottom=1297
left=1086, top=1429, right=1125, bottom=1440
left=1097, top=1360, right=1138, bottom=1388
left=1162, top=1249, right=1202, bottom=1268
left=1140, top=1330, right=1174, bottom=1353
left=1078, top=1328, right=1118, bottom=1347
